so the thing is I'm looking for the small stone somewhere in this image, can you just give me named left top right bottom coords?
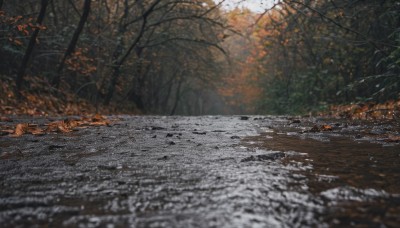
left=157, top=155, right=168, bottom=160
left=98, top=164, right=117, bottom=170
left=150, top=126, right=165, bottom=130
left=49, top=145, right=65, bottom=150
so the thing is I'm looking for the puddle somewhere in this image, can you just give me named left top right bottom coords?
left=244, top=129, right=400, bottom=227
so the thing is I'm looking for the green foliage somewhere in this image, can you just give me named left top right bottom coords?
left=256, top=0, right=400, bottom=115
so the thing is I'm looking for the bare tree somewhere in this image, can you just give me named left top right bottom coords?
left=15, top=0, right=49, bottom=99
left=53, top=0, right=91, bottom=88
left=103, top=0, right=162, bottom=105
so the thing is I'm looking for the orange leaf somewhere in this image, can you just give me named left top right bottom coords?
left=92, top=114, right=105, bottom=122
left=64, top=119, right=80, bottom=128
left=12, top=123, right=29, bottom=137
left=321, top=125, right=333, bottom=131
left=46, top=121, right=72, bottom=133
left=89, top=120, right=110, bottom=126
left=29, top=128, right=45, bottom=136
left=57, top=124, right=72, bottom=133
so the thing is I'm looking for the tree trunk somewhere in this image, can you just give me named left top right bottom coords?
left=103, top=0, right=161, bottom=105
left=15, top=0, right=49, bottom=99
left=103, top=21, right=146, bottom=105
left=53, top=0, right=91, bottom=88
left=170, top=79, right=183, bottom=115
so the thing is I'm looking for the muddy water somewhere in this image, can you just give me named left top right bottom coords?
left=0, top=116, right=399, bottom=227
left=244, top=118, right=400, bottom=227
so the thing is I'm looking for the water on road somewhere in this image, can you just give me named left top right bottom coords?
left=0, top=116, right=399, bottom=227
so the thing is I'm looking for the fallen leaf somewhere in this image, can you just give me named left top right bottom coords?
left=92, top=114, right=105, bottom=122
left=29, top=128, right=45, bottom=136
left=12, top=123, right=29, bottom=137
left=57, top=121, right=73, bottom=133
left=46, top=120, right=72, bottom=133
left=321, top=125, right=333, bottom=131
left=64, top=119, right=80, bottom=128
left=89, top=120, right=110, bottom=126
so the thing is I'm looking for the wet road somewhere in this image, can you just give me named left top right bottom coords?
left=0, top=116, right=399, bottom=227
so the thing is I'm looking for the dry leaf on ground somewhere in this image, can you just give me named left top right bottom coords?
left=92, top=114, right=106, bottom=122
left=46, top=120, right=73, bottom=133
left=12, top=123, right=29, bottom=137
left=30, top=127, right=46, bottom=136
left=89, top=120, right=110, bottom=126
left=1, top=114, right=114, bottom=137
left=321, top=125, right=333, bottom=131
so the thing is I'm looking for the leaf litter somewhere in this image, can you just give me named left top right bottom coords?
left=1, top=114, right=114, bottom=137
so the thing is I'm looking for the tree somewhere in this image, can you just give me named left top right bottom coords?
left=240, top=0, right=400, bottom=114
left=1, top=0, right=230, bottom=114
left=103, top=0, right=162, bottom=106
left=53, top=0, right=91, bottom=88
left=15, top=0, right=48, bottom=99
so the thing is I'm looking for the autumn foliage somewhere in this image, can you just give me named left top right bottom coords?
left=0, top=114, right=113, bottom=137
left=218, top=1, right=399, bottom=115
left=217, top=9, right=266, bottom=114
left=0, top=10, right=46, bottom=47
left=1, top=1, right=399, bottom=116
left=324, top=100, right=400, bottom=121
left=0, top=0, right=228, bottom=115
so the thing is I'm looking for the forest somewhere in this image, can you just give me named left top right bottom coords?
left=0, top=0, right=399, bottom=116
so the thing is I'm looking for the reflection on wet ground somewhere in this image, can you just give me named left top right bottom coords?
left=244, top=117, right=400, bottom=227
left=0, top=116, right=399, bottom=227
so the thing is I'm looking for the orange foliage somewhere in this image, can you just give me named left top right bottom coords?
left=65, top=48, right=97, bottom=75
left=0, top=76, right=135, bottom=117
left=323, top=100, right=400, bottom=120
left=1, top=114, right=113, bottom=138
left=218, top=9, right=270, bottom=113
left=0, top=10, right=46, bottom=46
